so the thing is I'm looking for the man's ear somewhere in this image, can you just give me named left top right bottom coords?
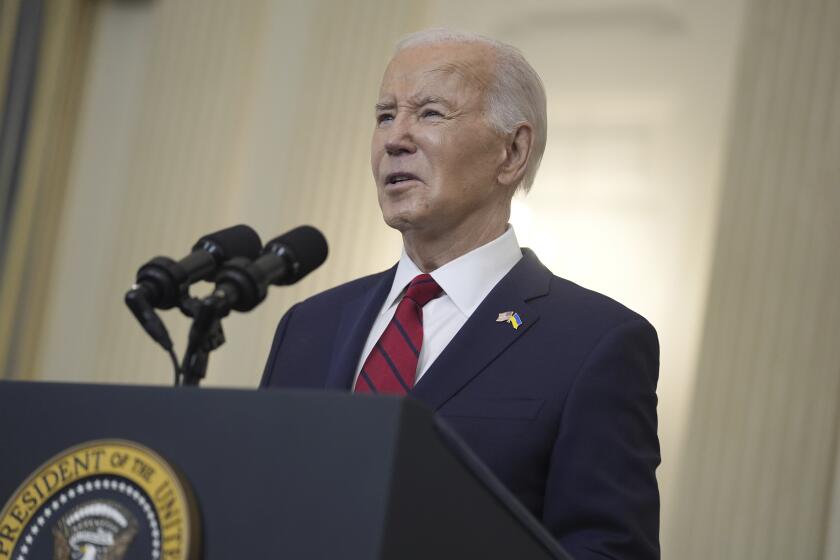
left=497, top=122, right=534, bottom=188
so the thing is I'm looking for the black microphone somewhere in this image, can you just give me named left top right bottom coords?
left=207, top=225, right=328, bottom=313
left=125, top=225, right=262, bottom=351
left=127, top=224, right=262, bottom=310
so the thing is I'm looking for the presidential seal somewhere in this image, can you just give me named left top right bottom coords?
left=0, top=440, right=199, bottom=560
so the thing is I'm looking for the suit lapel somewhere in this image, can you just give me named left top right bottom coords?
left=324, top=266, right=397, bottom=390
left=410, top=249, right=552, bottom=410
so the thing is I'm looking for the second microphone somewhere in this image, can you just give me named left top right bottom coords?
left=205, top=225, right=328, bottom=313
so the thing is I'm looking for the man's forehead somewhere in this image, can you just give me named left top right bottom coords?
left=378, top=42, right=495, bottom=98
left=427, top=59, right=492, bottom=91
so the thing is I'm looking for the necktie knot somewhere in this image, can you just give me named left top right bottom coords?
left=404, top=274, right=442, bottom=307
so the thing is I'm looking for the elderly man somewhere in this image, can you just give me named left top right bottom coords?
left=261, top=29, right=660, bottom=559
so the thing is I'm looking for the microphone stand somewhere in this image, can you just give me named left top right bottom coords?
left=178, top=296, right=227, bottom=387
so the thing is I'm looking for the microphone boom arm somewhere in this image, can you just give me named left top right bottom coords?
left=179, top=295, right=228, bottom=386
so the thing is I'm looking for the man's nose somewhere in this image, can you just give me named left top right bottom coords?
left=383, top=115, right=416, bottom=156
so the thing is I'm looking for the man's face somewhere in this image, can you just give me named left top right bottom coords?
left=371, top=42, right=508, bottom=237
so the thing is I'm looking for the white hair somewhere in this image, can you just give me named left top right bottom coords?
left=395, top=28, right=547, bottom=193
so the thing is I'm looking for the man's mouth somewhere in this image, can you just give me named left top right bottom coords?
left=385, top=172, right=420, bottom=185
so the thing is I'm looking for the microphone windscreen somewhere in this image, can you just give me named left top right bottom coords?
left=194, top=225, right=262, bottom=261
left=270, top=225, right=329, bottom=281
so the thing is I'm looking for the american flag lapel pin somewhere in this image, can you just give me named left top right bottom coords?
left=496, top=311, right=523, bottom=330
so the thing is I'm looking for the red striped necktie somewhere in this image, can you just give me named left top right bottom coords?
left=355, top=274, right=443, bottom=395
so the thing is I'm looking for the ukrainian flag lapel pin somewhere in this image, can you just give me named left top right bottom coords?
left=496, top=311, right=523, bottom=330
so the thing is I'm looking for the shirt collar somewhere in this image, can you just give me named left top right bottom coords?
left=383, top=226, right=523, bottom=316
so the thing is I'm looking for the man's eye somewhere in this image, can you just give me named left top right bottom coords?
left=421, top=109, right=443, bottom=118
left=377, top=113, right=394, bottom=125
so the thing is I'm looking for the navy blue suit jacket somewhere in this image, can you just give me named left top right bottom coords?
left=261, top=249, right=660, bottom=559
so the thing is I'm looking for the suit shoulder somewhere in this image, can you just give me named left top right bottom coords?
left=544, top=274, right=656, bottom=333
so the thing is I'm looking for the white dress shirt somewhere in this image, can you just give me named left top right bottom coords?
left=352, top=226, right=523, bottom=389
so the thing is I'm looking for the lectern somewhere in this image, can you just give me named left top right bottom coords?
left=0, top=381, right=569, bottom=559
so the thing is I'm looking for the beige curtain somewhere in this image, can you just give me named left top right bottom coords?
left=0, top=0, right=98, bottom=379
left=668, top=0, right=840, bottom=557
